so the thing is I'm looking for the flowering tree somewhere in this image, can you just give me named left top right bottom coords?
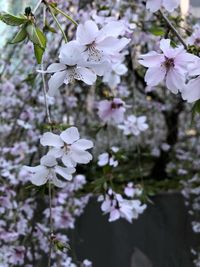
left=1, top=0, right=200, bottom=266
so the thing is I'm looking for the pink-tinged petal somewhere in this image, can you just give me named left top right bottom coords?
left=163, top=0, right=180, bottom=12
left=40, top=155, right=57, bottom=167
left=166, top=69, right=184, bottom=94
left=72, top=139, right=94, bottom=150
left=40, top=132, right=64, bottom=147
left=62, top=154, right=77, bottom=168
left=76, top=20, right=99, bottom=45
left=109, top=209, right=120, bottom=222
left=139, top=51, right=164, bottom=67
left=144, top=67, right=166, bottom=86
left=30, top=166, right=49, bottom=186
left=76, top=67, right=97, bottom=85
left=55, top=166, right=75, bottom=181
left=60, top=127, right=80, bottom=144
left=182, top=77, right=200, bottom=103
left=188, top=60, right=200, bottom=76
left=46, top=63, right=66, bottom=73
left=70, top=150, right=93, bottom=164
left=48, top=70, right=67, bottom=96
left=160, top=39, right=172, bottom=57
left=97, top=21, right=125, bottom=41
left=97, top=37, right=130, bottom=54
left=146, top=0, right=162, bottom=12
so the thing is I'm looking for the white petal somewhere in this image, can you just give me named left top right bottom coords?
left=163, top=0, right=179, bottom=12
left=62, top=154, right=77, bottom=168
left=70, top=150, right=93, bottom=164
left=146, top=0, right=162, bottom=12
left=55, top=166, right=75, bottom=181
left=48, top=70, right=67, bottom=96
left=72, top=139, right=94, bottom=151
left=76, top=20, right=99, bottom=45
left=47, top=147, right=64, bottom=158
left=46, top=63, right=66, bottom=73
left=30, top=166, right=49, bottom=186
left=109, top=209, right=120, bottom=222
left=97, top=21, right=125, bottom=41
left=52, top=174, right=65, bottom=188
left=76, top=67, right=97, bottom=85
left=60, top=127, right=80, bottom=144
left=40, top=155, right=57, bottom=167
left=97, top=37, right=130, bottom=54
left=59, top=41, right=84, bottom=66
left=40, top=132, right=64, bottom=147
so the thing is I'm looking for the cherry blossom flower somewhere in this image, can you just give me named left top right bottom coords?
left=76, top=20, right=130, bottom=63
left=146, top=0, right=180, bottom=12
left=97, top=152, right=118, bottom=167
left=43, top=41, right=97, bottom=96
left=24, top=155, right=75, bottom=187
left=97, top=98, right=126, bottom=123
left=139, top=39, right=196, bottom=94
left=124, top=182, right=142, bottom=198
left=98, top=189, right=146, bottom=222
left=118, top=115, right=148, bottom=136
left=40, top=127, right=94, bottom=168
left=181, top=59, right=200, bottom=103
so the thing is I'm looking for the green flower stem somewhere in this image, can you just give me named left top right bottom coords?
left=49, top=6, right=68, bottom=43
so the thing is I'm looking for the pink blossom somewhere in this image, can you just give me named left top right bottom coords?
left=139, top=39, right=196, bottom=94
left=97, top=98, right=126, bottom=123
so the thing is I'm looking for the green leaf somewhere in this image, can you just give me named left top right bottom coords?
left=34, top=44, right=44, bottom=64
left=10, top=27, right=27, bottom=43
left=26, top=24, right=46, bottom=48
left=149, top=26, right=165, bottom=36
left=0, top=12, right=27, bottom=26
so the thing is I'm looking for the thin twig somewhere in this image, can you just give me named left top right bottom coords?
left=48, top=182, right=53, bottom=267
left=159, top=10, right=187, bottom=49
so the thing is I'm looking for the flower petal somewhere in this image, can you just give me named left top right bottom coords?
left=72, top=139, right=94, bottom=150
left=76, top=20, right=99, bottom=45
left=70, top=150, right=93, bottom=164
left=62, top=154, right=77, bottom=168
left=48, top=70, right=67, bottom=96
left=55, top=166, right=75, bottom=181
left=40, top=155, right=57, bottom=167
left=30, top=166, right=49, bottom=186
left=60, top=127, right=80, bottom=144
left=166, top=68, right=184, bottom=94
left=40, top=132, right=64, bottom=147
left=76, top=67, right=97, bottom=85
left=144, top=67, right=166, bottom=86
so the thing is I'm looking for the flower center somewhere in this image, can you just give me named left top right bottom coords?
left=87, top=42, right=102, bottom=62
left=111, top=102, right=123, bottom=109
left=164, top=57, right=174, bottom=70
